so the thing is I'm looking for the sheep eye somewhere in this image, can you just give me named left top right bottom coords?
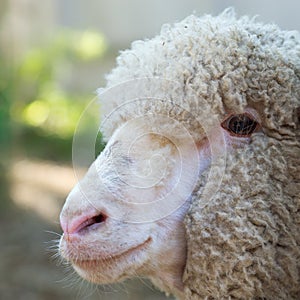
left=221, top=113, right=258, bottom=136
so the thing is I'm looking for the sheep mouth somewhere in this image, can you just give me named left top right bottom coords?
left=70, top=236, right=152, bottom=270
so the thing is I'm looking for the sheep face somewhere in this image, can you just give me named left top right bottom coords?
left=59, top=103, right=261, bottom=296
left=59, top=119, right=199, bottom=297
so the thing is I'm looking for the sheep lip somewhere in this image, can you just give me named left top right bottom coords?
left=71, top=236, right=152, bottom=268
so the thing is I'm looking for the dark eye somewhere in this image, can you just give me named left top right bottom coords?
left=221, top=113, right=259, bottom=136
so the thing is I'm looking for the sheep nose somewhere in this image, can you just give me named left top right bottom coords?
left=60, top=211, right=108, bottom=235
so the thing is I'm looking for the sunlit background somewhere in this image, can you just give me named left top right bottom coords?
left=0, top=0, right=299, bottom=299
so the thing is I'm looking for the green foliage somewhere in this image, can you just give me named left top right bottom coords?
left=0, top=44, right=13, bottom=207
left=95, top=130, right=106, bottom=158
left=14, top=29, right=107, bottom=136
left=0, top=50, right=12, bottom=150
left=4, top=29, right=108, bottom=161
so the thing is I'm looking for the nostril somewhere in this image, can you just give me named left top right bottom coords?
left=61, top=212, right=108, bottom=235
left=89, top=213, right=107, bottom=227
left=78, top=213, right=108, bottom=233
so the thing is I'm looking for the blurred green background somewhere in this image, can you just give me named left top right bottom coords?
left=0, top=0, right=299, bottom=299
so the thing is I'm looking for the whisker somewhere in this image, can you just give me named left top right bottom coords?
left=44, top=230, right=62, bottom=238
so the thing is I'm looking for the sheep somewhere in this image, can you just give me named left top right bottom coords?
left=59, top=9, right=300, bottom=299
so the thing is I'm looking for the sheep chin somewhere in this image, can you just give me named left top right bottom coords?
left=70, top=237, right=152, bottom=284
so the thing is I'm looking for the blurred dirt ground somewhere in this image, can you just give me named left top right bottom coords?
left=0, top=159, right=171, bottom=300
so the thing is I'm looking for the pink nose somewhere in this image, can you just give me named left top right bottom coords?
left=60, top=211, right=107, bottom=235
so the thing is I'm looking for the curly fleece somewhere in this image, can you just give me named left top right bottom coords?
left=99, top=9, right=300, bottom=299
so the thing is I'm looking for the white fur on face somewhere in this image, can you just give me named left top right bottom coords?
left=59, top=121, right=198, bottom=297
left=59, top=110, right=257, bottom=296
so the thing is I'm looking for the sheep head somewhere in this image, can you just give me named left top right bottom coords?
left=59, top=115, right=198, bottom=297
left=59, top=9, right=300, bottom=299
